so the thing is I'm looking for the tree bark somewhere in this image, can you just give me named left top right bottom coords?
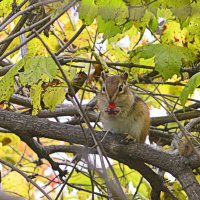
left=0, top=109, right=199, bottom=199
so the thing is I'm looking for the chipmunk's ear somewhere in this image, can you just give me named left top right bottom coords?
left=121, top=72, right=128, bottom=82
left=101, top=71, right=108, bottom=81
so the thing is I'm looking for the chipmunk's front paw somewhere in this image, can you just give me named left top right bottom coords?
left=120, top=133, right=136, bottom=144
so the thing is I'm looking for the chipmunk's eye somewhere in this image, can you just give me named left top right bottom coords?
left=118, top=84, right=123, bottom=92
left=102, top=86, right=106, bottom=93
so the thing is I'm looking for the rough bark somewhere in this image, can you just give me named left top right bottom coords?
left=0, top=109, right=200, bottom=199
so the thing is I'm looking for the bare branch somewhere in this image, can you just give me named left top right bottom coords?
left=0, top=0, right=61, bottom=31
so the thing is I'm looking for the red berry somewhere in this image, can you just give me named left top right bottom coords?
left=108, top=102, right=116, bottom=110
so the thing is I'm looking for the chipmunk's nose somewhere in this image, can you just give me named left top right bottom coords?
left=108, top=94, right=113, bottom=101
left=106, top=92, right=113, bottom=102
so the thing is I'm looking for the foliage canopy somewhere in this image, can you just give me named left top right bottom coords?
left=0, top=0, right=200, bottom=199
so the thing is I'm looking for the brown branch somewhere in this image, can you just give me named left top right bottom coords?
left=151, top=111, right=200, bottom=126
left=0, top=0, right=79, bottom=61
left=0, top=60, right=12, bottom=67
left=55, top=24, right=86, bottom=55
left=0, top=0, right=61, bottom=31
left=0, top=110, right=200, bottom=199
left=0, top=0, right=28, bottom=27
left=0, top=65, right=13, bottom=76
left=0, top=190, right=24, bottom=200
left=0, top=15, right=51, bottom=46
left=34, top=28, right=127, bottom=200
left=8, top=94, right=200, bottom=129
left=0, top=14, right=29, bottom=57
left=58, top=56, right=155, bottom=70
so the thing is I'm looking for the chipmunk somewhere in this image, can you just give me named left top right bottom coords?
left=97, top=72, right=150, bottom=143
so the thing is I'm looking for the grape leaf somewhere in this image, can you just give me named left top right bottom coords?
left=128, top=0, right=146, bottom=21
left=30, top=81, right=43, bottom=115
left=27, top=35, right=59, bottom=56
left=157, top=8, right=174, bottom=20
left=78, top=0, right=98, bottom=25
left=19, top=56, right=57, bottom=86
left=132, top=44, right=195, bottom=80
left=167, top=0, right=191, bottom=20
left=161, top=21, right=183, bottom=44
left=97, top=17, right=121, bottom=39
left=186, top=15, right=200, bottom=38
left=97, top=0, right=128, bottom=25
left=180, top=72, right=200, bottom=106
left=148, top=15, right=159, bottom=32
left=0, top=59, right=24, bottom=101
left=43, top=85, right=66, bottom=111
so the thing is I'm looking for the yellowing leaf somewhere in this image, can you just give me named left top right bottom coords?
left=0, top=0, right=23, bottom=17
left=30, top=81, right=43, bottom=115
left=2, top=171, right=29, bottom=198
left=68, top=171, right=92, bottom=190
left=161, top=21, right=184, bottom=45
left=43, top=85, right=66, bottom=111
left=27, top=35, right=59, bottom=56
left=0, top=133, right=20, bottom=146
left=0, top=59, right=24, bottom=101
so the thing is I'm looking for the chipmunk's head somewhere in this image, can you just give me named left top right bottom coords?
left=99, top=71, right=129, bottom=115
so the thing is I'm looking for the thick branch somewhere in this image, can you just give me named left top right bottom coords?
left=151, top=111, right=200, bottom=126
left=0, top=110, right=200, bottom=199
left=9, top=94, right=200, bottom=126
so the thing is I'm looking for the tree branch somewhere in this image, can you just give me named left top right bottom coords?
left=0, top=109, right=200, bottom=199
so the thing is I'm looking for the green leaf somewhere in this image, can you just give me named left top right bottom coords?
left=78, top=0, right=98, bottom=25
left=133, top=44, right=195, bottom=80
left=157, top=8, right=174, bottom=20
left=180, top=72, right=200, bottom=106
left=186, top=15, right=200, bottom=38
left=19, top=56, right=57, bottom=86
left=97, top=0, right=128, bottom=25
left=30, top=81, right=43, bottom=115
left=148, top=15, right=158, bottom=32
left=43, top=85, right=66, bottom=111
left=68, top=171, right=92, bottom=190
left=128, top=0, right=146, bottom=21
left=0, top=59, right=24, bottom=101
left=97, top=16, right=121, bottom=39
left=167, top=0, right=191, bottom=20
